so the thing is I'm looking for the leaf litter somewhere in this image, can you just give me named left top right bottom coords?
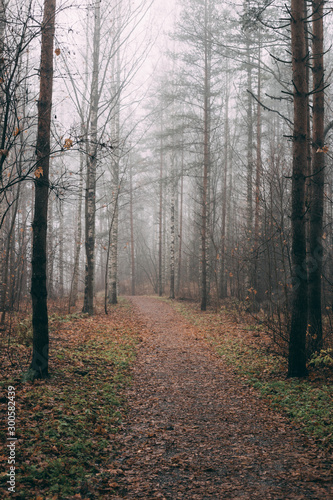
left=0, top=296, right=332, bottom=499
left=111, top=296, right=333, bottom=499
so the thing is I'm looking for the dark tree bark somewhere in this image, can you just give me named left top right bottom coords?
left=29, top=0, right=56, bottom=379
left=288, top=0, right=309, bottom=378
left=308, top=0, right=325, bottom=354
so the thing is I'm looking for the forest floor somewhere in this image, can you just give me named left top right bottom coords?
left=111, top=296, right=333, bottom=499
left=0, top=295, right=332, bottom=499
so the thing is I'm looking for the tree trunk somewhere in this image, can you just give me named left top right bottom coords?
left=69, top=150, right=83, bottom=310
left=47, top=190, right=54, bottom=299
left=308, top=0, right=325, bottom=354
left=288, top=0, right=309, bottom=378
left=246, top=36, right=254, bottom=291
left=29, top=0, right=56, bottom=379
left=170, top=157, right=176, bottom=299
left=158, top=121, right=163, bottom=296
left=201, top=0, right=211, bottom=311
left=0, top=0, right=6, bottom=305
left=83, top=0, right=100, bottom=315
left=59, top=202, right=64, bottom=297
left=1, top=186, right=20, bottom=323
left=130, top=164, right=135, bottom=296
left=220, top=71, right=229, bottom=299
left=108, top=38, right=120, bottom=305
left=254, top=30, right=262, bottom=304
left=176, top=142, right=184, bottom=296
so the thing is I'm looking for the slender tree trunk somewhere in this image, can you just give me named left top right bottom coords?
left=72, top=167, right=83, bottom=306
left=246, top=36, right=254, bottom=292
left=59, top=203, right=64, bottom=297
left=201, top=0, right=211, bottom=311
left=176, top=143, right=184, bottom=296
left=83, top=0, right=100, bottom=315
left=0, top=0, right=6, bottom=304
left=254, top=30, right=262, bottom=304
left=220, top=72, right=229, bottom=299
left=159, top=117, right=163, bottom=296
left=29, top=0, right=56, bottom=379
left=288, top=0, right=309, bottom=378
left=109, top=173, right=119, bottom=304
left=69, top=153, right=83, bottom=310
left=170, top=156, right=176, bottom=299
left=130, top=164, right=135, bottom=296
left=1, top=187, right=20, bottom=323
left=308, top=0, right=325, bottom=353
left=108, top=38, right=121, bottom=305
left=47, top=191, right=54, bottom=299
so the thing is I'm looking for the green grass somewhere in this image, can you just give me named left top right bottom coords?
left=0, top=300, right=140, bottom=499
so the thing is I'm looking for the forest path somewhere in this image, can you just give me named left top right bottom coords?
left=112, top=296, right=332, bottom=499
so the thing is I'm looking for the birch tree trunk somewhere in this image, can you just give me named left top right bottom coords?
left=29, top=0, right=56, bottom=379
left=108, top=36, right=121, bottom=305
left=83, top=0, right=100, bottom=315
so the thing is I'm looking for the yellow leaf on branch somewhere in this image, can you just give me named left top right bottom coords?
left=63, top=138, right=73, bottom=150
left=316, top=145, right=329, bottom=153
left=35, top=166, right=43, bottom=178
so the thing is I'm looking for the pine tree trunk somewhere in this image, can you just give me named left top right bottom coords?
left=288, top=0, right=309, bottom=378
left=29, top=0, right=56, bottom=379
left=308, top=0, right=325, bottom=354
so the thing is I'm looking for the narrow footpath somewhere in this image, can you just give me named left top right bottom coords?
left=112, top=297, right=333, bottom=499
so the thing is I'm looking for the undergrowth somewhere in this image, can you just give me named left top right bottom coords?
left=0, top=299, right=140, bottom=499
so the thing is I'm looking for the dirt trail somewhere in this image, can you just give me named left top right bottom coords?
left=112, top=297, right=332, bottom=499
